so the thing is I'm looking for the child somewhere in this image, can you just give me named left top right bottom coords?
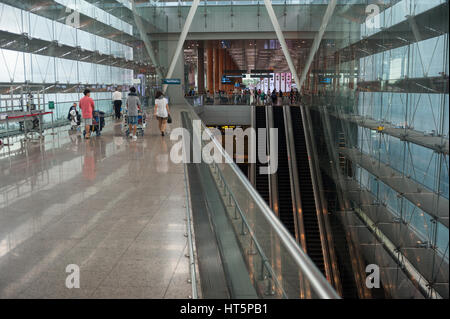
left=69, top=103, right=80, bottom=131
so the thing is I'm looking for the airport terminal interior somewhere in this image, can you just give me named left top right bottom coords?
left=0, top=0, right=448, bottom=299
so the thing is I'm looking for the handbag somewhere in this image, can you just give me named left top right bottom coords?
left=167, top=114, right=172, bottom=124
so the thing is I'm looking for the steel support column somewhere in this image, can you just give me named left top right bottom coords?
left=219, top=49, right=225, bottom=91
left=297, top=0, right=337, bottom=90
left=207, top=48, right=214, bottom=92
left=131, top=0, right=163, bottom=79
left=214, top=47, right=220, bottom=93
left=163, top=0, right=201, bottom=93
left=263, top=0, right=302, bottom=88
left=198, top=43, right=205, bottom=94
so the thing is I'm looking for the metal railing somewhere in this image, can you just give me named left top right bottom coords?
left=182, top=161, right=199, bottom=299
left=185, top=93, right=302, bottom=107
left=210, top=159, right=287, bottom=298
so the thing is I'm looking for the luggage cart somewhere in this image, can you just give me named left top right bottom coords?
left=0, top=85, right=48, bottom=141
left=83, top=110, right=105, bottom=138
left=122, top=109, right=129, bottom=135
left=125, top=110, right=146, bottom=137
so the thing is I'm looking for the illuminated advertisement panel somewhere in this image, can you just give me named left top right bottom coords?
left=275, top=73, right=281, bottom=91
left=280, top=73, right=286, bottom=92
left=286, top=73, right=292, bottom=92
left=269, top=73, right=275, bottom=92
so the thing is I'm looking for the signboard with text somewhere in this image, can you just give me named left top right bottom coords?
left=163, top=79, right=181, bottom=85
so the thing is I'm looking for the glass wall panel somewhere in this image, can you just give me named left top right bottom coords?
left=29, top=13, right=54, bottom=41
left=0, top=4, right=23, bottom=34
left=298, top=0, right=448, bottom=298
left=30, top=54, right=55, bottom=84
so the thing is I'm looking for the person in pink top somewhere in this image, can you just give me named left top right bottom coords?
left=79, top=89, right=95, bottom=139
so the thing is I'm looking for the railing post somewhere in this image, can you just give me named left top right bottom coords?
left=241, top=219, right=247, bottom=236
left=249, top=238, right=257, bottom=255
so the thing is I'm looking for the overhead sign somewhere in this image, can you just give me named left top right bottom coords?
left=163, top=79, right=181, bottom=85
left=225, top=75, right=244, bottom=78
left=251, top=70, right=273, bottom=73
left=319, top=76, right=332, bottom=84
left=222, top=76, right=233, bottom=84
left=250, top=75, right=273, bottom=79
left=48, top=101, right=55, bottom=110
left=224, top=70, right=246, bottom=74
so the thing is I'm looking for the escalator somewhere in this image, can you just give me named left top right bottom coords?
left=254, top=107, right=270, bottom=205
left=272, top=107, right=296, bottom=237
left=290, top=107, right=326, bottom=276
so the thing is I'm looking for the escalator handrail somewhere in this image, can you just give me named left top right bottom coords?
left=249, top=105, right=256, bottom=186
left=184, top=99, right=340, bottom=299
left=266, top=106, right=279, bottom=217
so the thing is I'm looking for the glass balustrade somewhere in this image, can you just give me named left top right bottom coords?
left=180, top=99, right=339, bottom=299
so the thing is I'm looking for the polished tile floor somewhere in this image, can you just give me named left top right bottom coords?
left=0, top=106, right=192, bottom=299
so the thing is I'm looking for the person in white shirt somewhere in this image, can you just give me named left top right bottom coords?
left=112, top=88, right=123, bottom=120
left=153, top=91, right=170, bottom=136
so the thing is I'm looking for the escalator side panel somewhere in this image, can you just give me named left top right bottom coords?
left=182, top=111, right=257, bottom=299
left=187, top=163, right=230, bottom=298
left=182, top=112, right=230, bottom=298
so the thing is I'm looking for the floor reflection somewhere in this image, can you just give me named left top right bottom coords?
left=0, top=111, right=190, bottom=298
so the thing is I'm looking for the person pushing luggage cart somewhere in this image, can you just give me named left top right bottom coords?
left=79, top=89, right=95, bottom=139
left=80, top=89, right=105, bottom=138
left=82, top=109, right=105, bottom=137
left=125, top=87, right=141, bottom=140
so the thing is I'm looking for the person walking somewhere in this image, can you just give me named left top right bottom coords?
left=249, top=89, right=254, bottom=105
left=79, top=89, right=95, bottom=139
left=271, top=89, right=277, bottom=105
left=126, top=87, right=141, bottom=140
left=112, top=88, right=122, bottom=120
left=154, top=91, right=170, bottom=136
left=260, top=90, right=266, bottom=106
left=277, top=91, right=283, bottom=106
